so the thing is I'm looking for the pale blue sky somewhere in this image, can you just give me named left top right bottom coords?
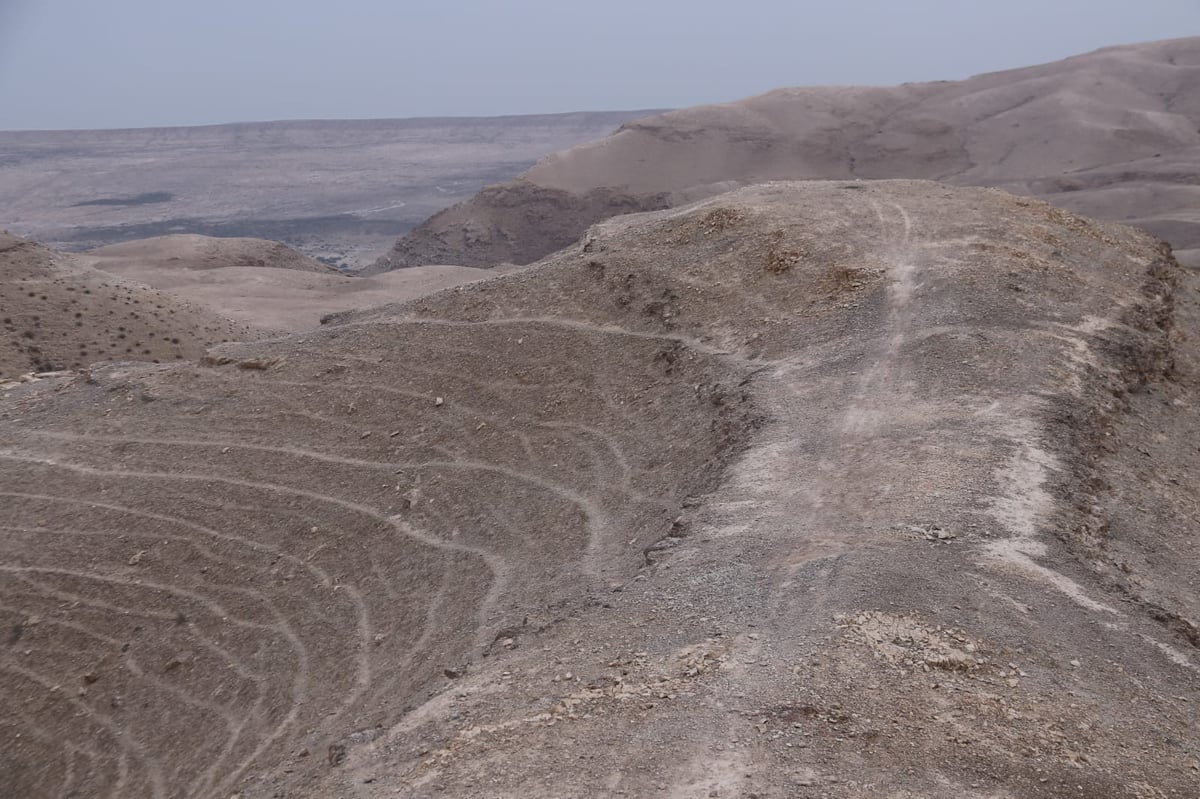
left=1, top=0, right=1198, bottom=130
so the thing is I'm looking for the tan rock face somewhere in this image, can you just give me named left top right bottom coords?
left=1, top=182, right=1197, bottom=798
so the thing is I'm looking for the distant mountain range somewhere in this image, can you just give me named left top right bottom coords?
left=372, top=37, right=1200, bottom=271
left=0, top=111, right=660, bottom=269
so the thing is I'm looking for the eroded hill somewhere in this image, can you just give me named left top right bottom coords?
left=0, top=233, right=265, bottom=380
left=373, top=36, right=1200, bottom=271
left=1, top=182, right=1197, bottom=798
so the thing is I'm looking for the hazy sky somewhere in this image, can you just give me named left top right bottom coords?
left=1, top=0, right=1197, bottom=130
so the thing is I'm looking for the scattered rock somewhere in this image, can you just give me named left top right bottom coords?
left=327, top=743, right=347, bottom=767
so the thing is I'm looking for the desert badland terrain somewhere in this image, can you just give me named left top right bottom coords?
left=0, top=112, right=656, bottom=268
left=375, top=37, right=1200, bottom=272
left=4, top=181, right=1199, bottom=798
left=74, top=235, right=509, bottom=333
left=0, top=233, right=267, bottom=379
left=0, top=233, right=507, bottom=380
left=1, top=39, right=1199, bottom=799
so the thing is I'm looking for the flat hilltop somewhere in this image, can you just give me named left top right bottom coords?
left=2, top=181, right=1196, bottom=797
left=373, top=36, right=1200, bottom=271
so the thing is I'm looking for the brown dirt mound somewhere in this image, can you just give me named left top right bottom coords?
left=2, top=182, right=1197, bottom=798
left=374, top=36, right=1200, bottom=270
left=0, top=233, right=266, bottom=380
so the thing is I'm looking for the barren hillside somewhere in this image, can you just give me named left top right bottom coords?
left=2, top=182, right=1196, bottom=798
left=373, top=37, right=1200, bottom=271
left=75, top=234, right=508, bottom=332
left=0, top=233, right=265, bottom=380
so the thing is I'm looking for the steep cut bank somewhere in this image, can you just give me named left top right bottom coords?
left=2, top=182, right=1196, bottom=799
left=374, top=36, right=1200, bottom=270
left=0, top=233, right=266, bottom=380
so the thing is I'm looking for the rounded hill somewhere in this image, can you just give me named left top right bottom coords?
left=0, top=233, right=265, bottom=380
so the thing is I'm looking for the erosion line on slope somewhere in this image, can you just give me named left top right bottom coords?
left=1, top=661, right=164, bottom=799
left=0, top=598, right=260, bottom=798
left=0, top=482, right=357, bottom=793
left=367, top=315, right=750, bottom=360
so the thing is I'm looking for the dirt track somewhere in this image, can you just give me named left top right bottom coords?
left=1, top=182, right=1197, bottom=797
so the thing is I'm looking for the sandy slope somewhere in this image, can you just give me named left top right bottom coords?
left=375, top=36, right=1200, bottom=270
left=2, top=182, right=1195, bottom=798
left=77, top=234, right=503, bottom=331
left=0, top=233, right=265, bottom=380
